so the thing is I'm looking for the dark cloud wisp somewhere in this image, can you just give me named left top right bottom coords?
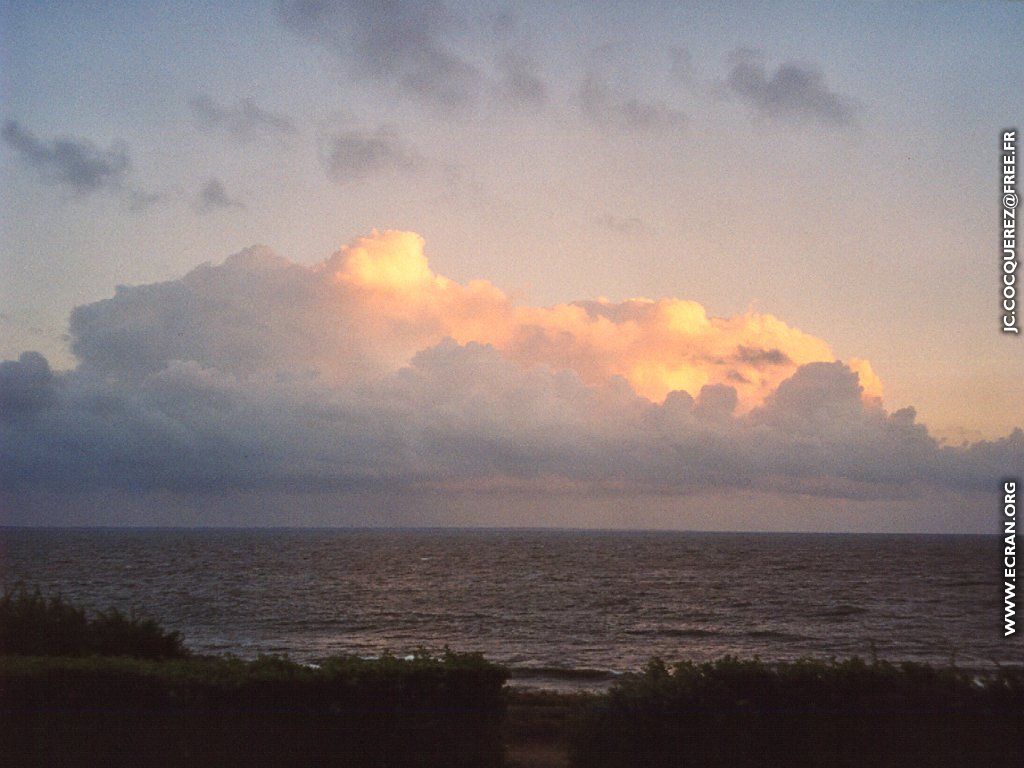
left=188, top=94, right=296, bottom=141
left=2, top=120, right=130, bottom=194
left=493, top=51, right=547, bottom=106
left=725, top=52, right=860, bottom=127
left=277, top=0, right=483, bottom=109
left=579, top=72, right=686, bottom=132
left=196, top=178, right=245, bottom=213
left=319, top=128, right=420, bottom=181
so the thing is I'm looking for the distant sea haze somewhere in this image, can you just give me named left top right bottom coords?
left=3, top=529, right=1018, bottom=690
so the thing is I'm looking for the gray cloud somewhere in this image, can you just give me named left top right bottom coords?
left=735, top=346, right=792, bottom=367
left=320, top=128, right=420, bottom=181
left=579, top=72, right=686, bottom=131
left=595, top=214, right=647, bottom=235
left=489, top=8, right=520, bottom=37
left=0, top=352, right=57, bottom=420
left=725, top=51, right=860, bottom=126
left=3, top=335, right=1018, bottom=509
left=493, top=51, right=546, bottom=106
left=2, top=120, right=130, bottom=194
left=668, top=46, right=694, bottom=84
left=66, top=245, right=327, bottom=381
left=188, top=94, right=296, bottom=141
left=196, top=178, right=245, bottom=213
left=277, top=0, right=483, bottom=109
left=2, top=243, right=1018, bottom=526
left=128, top=189, right=166, bottom=211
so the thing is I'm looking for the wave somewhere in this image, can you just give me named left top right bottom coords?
left=744, top=630, right=813, bottom=641
left=625, top=627, right=721, bottom=638
left=942, top=580, right=992, bottom=588
left=811, top=604, right=868, bottom=618
left=509, top=666, right=619, bottom=682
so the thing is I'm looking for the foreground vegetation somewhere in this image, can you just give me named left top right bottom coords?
left=0, top=586, right=187, bottom=659
left=0, top=587, right=507, bottom=766
left=3, top=587, right=1023, bottom=767
left=569, top=656, right=1024, bottom=767
left=1, top=652, right=509, bottom=767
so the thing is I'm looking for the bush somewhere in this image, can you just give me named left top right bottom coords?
left=570, top=656, right=1024, bottom=767
left=0, top=585, right=187, bottom=659
left=0, top=651, right=509, bottom=767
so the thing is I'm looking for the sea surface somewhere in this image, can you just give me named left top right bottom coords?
left=2, top=529, right=1019, bottom=690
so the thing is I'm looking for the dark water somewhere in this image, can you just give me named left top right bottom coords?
left=2, top=529, right=1019, bottom=689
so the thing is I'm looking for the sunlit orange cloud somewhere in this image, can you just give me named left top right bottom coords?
left=325, top=230, right=882, bottom=410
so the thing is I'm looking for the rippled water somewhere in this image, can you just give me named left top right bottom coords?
left=2, top=529, right=1018, bottom=688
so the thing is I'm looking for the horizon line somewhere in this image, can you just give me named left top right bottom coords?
left=0, top=524, right=996, bottom=537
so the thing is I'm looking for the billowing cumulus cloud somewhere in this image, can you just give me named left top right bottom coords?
left=2, top=231, right=1019, bottom=526
left=64, top=230, right=875, bottom=407
left=0, top=352, right=57, bottom=417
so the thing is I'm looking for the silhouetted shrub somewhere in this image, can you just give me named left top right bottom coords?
left=570, top=656, right=1024, bottom=767
left=0, top=586, right=186, bottom=659
left=0, top=651, right=509, bottom=767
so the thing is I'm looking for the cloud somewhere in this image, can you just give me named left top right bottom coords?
left=725, top=50, right=860, bottom=127
left=319, top=128, right=420, bottom=180
left=668, top=46, right=695, bottom=85
left=276, top=0, right=482, bottom=109
left=735, top=346, right=791, bottom=367
left=596, top=214, right=647, bottom=235
left=188, top=94, right=296, bottom=141
left=579, top=71, right=686, bottom=131
left=493, top=51, right=547, bottom=106
left=196, top=178, right=244, bottom=213
left=128, top=189, right=166, bottom=211
left=4, top=230, right=1018, bottom=526
left=0, top=352, right=57, bottom=419
left=490, top=8, right=520, bottom=37
left=2, top=120, right=130, bottom=194
left=66, top=230, right=864, bottom=407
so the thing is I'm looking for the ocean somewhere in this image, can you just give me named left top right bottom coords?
left=2, top=528, right=1018, bottom=690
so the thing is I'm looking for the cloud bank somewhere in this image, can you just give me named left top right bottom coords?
left=2, top=231, right=1019, bottom=528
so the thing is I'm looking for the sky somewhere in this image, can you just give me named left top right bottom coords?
left=1, top=1, right=1021, bottom=531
